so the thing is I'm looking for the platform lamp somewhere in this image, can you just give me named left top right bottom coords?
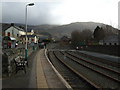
left=25, top=3, right=34, bottom=61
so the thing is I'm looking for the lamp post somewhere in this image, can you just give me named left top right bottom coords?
left=25, top=3, right=34, bottom=61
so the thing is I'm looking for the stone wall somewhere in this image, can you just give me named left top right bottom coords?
left=2, top=46, right=38, bottom=77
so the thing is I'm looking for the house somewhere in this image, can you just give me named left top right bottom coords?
left=4, top=23, right=25, bottom=41
left=2, top=23, right=37, bottom=44
left=61, top=36, right=71, bottom=43
left=2, top=23, right=11, bottom=36
left=27, top=29, right=34, bottom=35
left=2, top=36, right=17, bottom=48
left=99, top=35, right=120, bottom=45
left=20, top=35, right=38, bottom=44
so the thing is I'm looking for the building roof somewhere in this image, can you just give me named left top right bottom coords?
left=2, top=23, right=11, bottom=32
left=20, top=35, right=36, bottom=38
left=2, top=23, right=35, bottom=33
left=27, top=28, right=34, bottom=32
left=3, top=36, right=16, bottom=41
left=13, top=26, right=25, bottom=31
left=10, top=37, right=16, bottom=40
left=2, top=23, right=25, bottom=32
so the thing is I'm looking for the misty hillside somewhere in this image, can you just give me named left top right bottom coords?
left=15, top=24, right=59, bottom=32
left=43, top=22, right=104, bottom=37
left=14, top=22, right=104, bottom=34
left=2, top=22, right=119, bottom=38
left=33, top=24, right=59, bottom=31
left=44, top=22, right=120, bottom=38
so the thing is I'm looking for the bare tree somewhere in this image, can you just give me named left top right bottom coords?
left=71, top=30, right=81, bottom=41
left=71, top=29, right=93, bottom=46
left=81, top=29, right=93, bottom=42
left=102, top=25, right=115, bottom=36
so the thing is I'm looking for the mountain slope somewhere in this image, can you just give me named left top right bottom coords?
left=45, top=22, right=104, bottom=37
left=2, top=22, right=119, bottom=38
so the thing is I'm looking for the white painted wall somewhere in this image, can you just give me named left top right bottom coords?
left=19, top=31, right=25, bottom=36
left=5, top=26, right=19, bottom=37
left=5, top=26, right=26, bottom=40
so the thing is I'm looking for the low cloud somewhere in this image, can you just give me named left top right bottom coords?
left=2, top=2, right=62, bottom=25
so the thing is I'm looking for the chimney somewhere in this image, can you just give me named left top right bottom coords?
left=11, top=23, right=14, bottom=26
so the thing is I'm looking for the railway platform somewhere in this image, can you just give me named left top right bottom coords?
left=36, top=49, right=67, bottom=89
left=2, top=49, right=68, bottom=89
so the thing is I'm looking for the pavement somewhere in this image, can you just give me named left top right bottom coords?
left=36, top=49, right=67, bottom=89
left=2, top=49, right=67, bottom=89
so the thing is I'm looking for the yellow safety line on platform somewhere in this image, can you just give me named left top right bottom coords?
left=36, top=49, right=48, bottom=88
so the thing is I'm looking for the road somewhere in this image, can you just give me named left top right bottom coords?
left=2, top=50, right=38, bottom=88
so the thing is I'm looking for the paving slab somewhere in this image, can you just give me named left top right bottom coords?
left=36, top=49, right=67, bottom=89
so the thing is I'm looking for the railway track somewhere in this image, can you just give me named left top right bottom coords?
left=74, top=51, right=120, bottom=68
left=63, top=51, right=120, bottom=82
left=48, top=51, right=99, bottom=90
left=47, top=50, right=120, bottom=89
left=61, top=51, right=120, bottom=88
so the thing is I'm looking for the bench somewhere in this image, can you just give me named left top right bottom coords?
left=13, top=56, right=27, bottom=74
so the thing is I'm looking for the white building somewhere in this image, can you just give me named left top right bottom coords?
left=27, top=29, right=34, bottom=35
left=5, top=23, right=25, bottom=40
left=20, top=35, right=38, bottom=44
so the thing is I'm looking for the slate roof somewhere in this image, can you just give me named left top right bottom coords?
left=3, top=36, right=16, bottom=41
left=2, top=23, right=34, bottom=32
left=20, top=35, right=36, bottom=38
left=2, top=23, right=11, bottom=32
left=2, top=23, right=25, bottom=32
left=13, top=26, right=24, bottom=31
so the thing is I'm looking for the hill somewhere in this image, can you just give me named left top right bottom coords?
left=2, top=22, right=119, bottom=38
left=45, top=22, right=104, bottom=37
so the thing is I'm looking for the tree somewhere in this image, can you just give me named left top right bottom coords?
left=71, top=29, right=93, bottom=46
left=93, top=26, right=105, bottom=42
left=71, top=30, right=81, bottom=46
left=80, top=29, right=92, bottom=42
left=71, top=30, right=80, bottom=41
left=102, top=25, right=115, bottom=36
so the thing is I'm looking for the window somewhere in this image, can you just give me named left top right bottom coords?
left=32, top=39, right=34, bottom=42
left=104, top=43, right=106, bottom=45
left=114, top=43, right=117, bottom=45
left=7, top=32, right=10, bottom=36
left=17, top=34, right=19, bottom=37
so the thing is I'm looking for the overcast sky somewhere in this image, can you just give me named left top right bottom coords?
left=1, top=0, right=120, bottom=28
